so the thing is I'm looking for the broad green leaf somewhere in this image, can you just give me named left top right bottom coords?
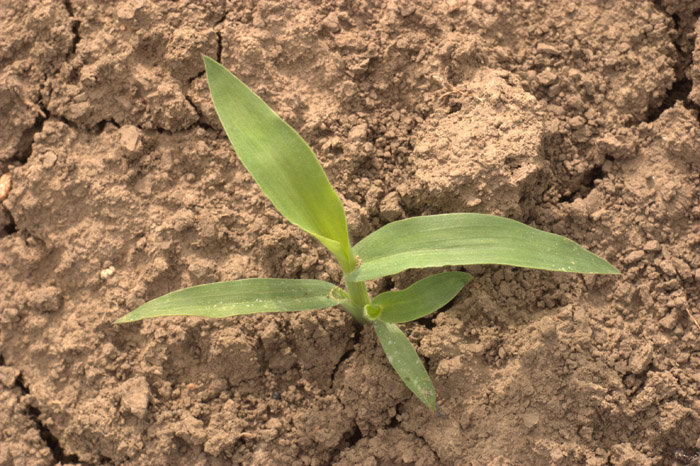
left=203, top=57, right=353, bottom=270
left=114, top=278, right=339, bottom=323
left=350, top=213, right=619, bottom=281
left=372, top=271, right=472, bottom=323
left=374, top=320, right=436, bottom=411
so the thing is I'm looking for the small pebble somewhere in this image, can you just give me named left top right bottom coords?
left=41, top=151, right=57, bottom=168
left=536, top=42, right=560, bottom=55
left=100, top=266, right=115, bottom=280
left=379, top=192, right=404, bottom=222
left=659, top=311, right=677, bottom=330
left=623, top=250, right=644, bottom=265
left=348, top=123, right=368, bottom=141
left=120, top=376, right=150, bottom=419
left=119, top=125, right=143, bottom=153
left=1, top=307, right=20, bottom=323
left=0, top=367, right=20, bottom=387
left=658, top=259, right=676, bottom=276
left=0, top=173, right=11, bottom=201
left=537, top=70, right=557, bottom=86
left=642, top=240, right=660, bottom=252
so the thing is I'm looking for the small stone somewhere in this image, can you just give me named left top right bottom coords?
left=672, top=258, right=692, bottom=280
left=569, top=116, right=586, bottom=129
left=523, top=411, right=540, bottom=429
left=627, top=343, right=653, bottom=374
left=658, top=259, right=676, bottom=276
left=623, top=250, right=644, bottom=265
left=348, top=123, right=368, bottom=141
left=119, top=125, right=142, bottom=153
left=642, top=240, right=660, bottom=252
left=1, top=307, right=20, bottom=324
left=379, top=192, right=404, bottom=222
left=0, top=173, right=11, bottom=201
left=100, top=266, right=115, bottom=280
left=177, top=414, right=206, bottom=445
left=320, top=12, right=341, bottom=33
left=41, top=151, right=57, bottom=168
left=536, top=42, right=560, bottom=55
left=659, top=311, right=677, bottom=330
left=398, top=3, right=416, bottom=16
left=0, top=367, right=20, bottom=387
left=537, top=70, right=557, bottom=86
left=120, top=376, right=150, bottom=419
left=115, top=3, right=139, bottom=19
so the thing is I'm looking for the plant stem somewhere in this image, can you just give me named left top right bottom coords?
left=339, top=250, right=371, bottom=324
left=345, top=279, right=371, bottom=324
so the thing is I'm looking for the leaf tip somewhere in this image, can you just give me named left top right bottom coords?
left=202, top=55, right=220, bottom=76
left=593, top=258, right=620, bottom=275
left=113, top=314, right=136, bottom=324
left=459, top=271, right=474, bottom=284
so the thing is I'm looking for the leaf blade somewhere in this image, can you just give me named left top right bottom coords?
left=203, top=56, right=352, bottom=269
left=115, top=278, right=339, bottom=323
left=350, top=213, right=619, bottom=281
left=373, top=271, right=472, bottom=323
left=374, top=320, right=436, bottom=411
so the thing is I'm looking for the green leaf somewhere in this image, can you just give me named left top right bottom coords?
left=203, top=56, right=353, bottom=271
left=374, top=320, right=436, bottom=411
left=350, top=213, right=619, bottom=281
left=114, top=278, right=339, bottom=323
left=372, top=271, right=472, bottom=323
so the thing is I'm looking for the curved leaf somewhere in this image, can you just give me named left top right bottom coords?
left=374, top=320, right=436, bottom=411
left=350, top=213, right=619, bottom=281
left=115, top=279, right=339, bottom=323
left=203, top=56, right=353, bottom=270
left=372, top=271, right=472, bottom=323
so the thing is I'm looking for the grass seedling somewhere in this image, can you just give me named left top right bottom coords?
left=115, top=57, right=619, bottom=411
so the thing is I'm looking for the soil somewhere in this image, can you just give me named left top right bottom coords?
left=1, top=1, right=700, bottom=465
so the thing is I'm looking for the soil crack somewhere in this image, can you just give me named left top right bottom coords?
left=12, top=371, right=81, bottom=464
left=328, top=421, right=362, bottom=464
left=330, top=321, right=362, bottom=386
left=645, top=77, right=694, bottom=122
left=645, top=1, right=697, bottom=122
left=61, top=0, right=81, bottom=56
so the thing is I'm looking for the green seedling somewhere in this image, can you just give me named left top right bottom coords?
left=115, top=57, right=619, bottom=411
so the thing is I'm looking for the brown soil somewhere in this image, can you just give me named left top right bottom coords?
left=2, top=1, right=700, bottom=465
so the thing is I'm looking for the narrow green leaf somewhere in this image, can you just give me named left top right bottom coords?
left=114, top=278, right=338, bottom=323
left=373, top=271, right=472, bottom=323
left=374, top=320, right=436, bottom=411
left=350, top=213, right=620, bottom=281
left=203, top=56, right=353, bottom=270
